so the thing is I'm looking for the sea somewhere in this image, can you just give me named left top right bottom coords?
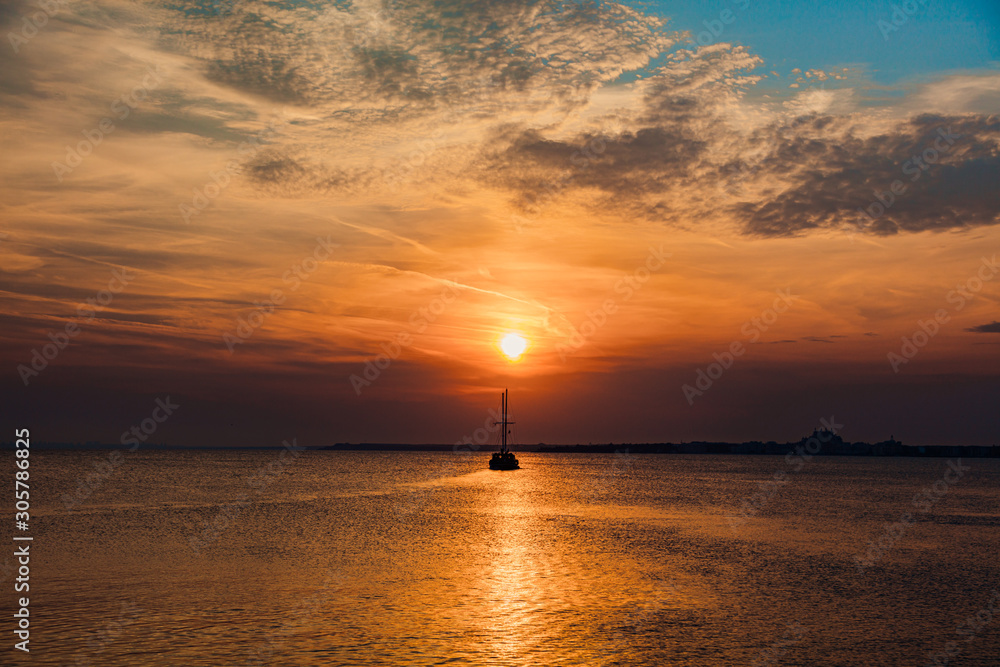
left=17, top=449, right=1000, bottom=665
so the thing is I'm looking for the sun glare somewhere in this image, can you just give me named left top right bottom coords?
left=499, top=333, right=529, bottom=361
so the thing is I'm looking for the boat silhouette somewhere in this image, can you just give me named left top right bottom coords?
left=489, top=388, right=519, bottom=470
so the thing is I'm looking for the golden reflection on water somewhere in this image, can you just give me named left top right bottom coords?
left=29, top=451, right=1000, bottom=665
left=438, top=461, right=716, bottom=665
left=482, top=471, right=538, bottom=664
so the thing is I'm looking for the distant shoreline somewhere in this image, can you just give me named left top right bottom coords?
left=320, top=441, right=1000, bottom=457
left=7, top=439, right=999, bottom=457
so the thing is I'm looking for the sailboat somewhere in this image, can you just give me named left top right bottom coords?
left=489, top=388, right=519, bottom=470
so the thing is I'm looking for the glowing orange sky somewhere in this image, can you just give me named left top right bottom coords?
left=2, top=0, right=999, bottom=446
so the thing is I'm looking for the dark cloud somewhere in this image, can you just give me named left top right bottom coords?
left=91, top=311, right=176, bottom=326
left=736, top=114, right=1000, bottom=237
left=473, top=45, right=764, bottom=220
left=172, top=0, right=675, bottom=109
left=0, top=1, right=50, bottom=99
left=206, top=47, right=316, bottom=105
left=154, top=1, right=1000, bottom=243
left=355, top=46, right=428, bottom=100
left=242, top=151, right=383, bottom=197
left=482, top=99, right=1000, bottom=237
left=121, top=109, right=248, bottom=142
left=0, top=0, right=26, bottom=24
left=966, top=321, right=1000, bottom=333
left=246, top=155, right=308, bottom=185
left=476, top=125, right=708, bottom=216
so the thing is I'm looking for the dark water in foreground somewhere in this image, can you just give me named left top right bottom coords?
left=14, top=450, right=1000, bottom=665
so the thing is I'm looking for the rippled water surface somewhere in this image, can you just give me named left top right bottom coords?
left=20, top=450, right=1000, bottom=665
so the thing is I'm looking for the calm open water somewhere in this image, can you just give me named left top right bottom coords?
left=15, top=450, right=1000, bottom=665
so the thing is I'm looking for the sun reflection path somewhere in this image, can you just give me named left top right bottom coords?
left=481, top=470, right=544, bottom=662
left=454, top=458, right=704, bottom=665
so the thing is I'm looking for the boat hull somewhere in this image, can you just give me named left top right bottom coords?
left=489, top=461, right=519, bottom=470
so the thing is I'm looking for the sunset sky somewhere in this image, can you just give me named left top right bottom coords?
left=2, top=0, right=999, bottom=447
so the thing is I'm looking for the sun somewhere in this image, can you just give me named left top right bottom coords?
left=498, top=333, right=529, bottom=361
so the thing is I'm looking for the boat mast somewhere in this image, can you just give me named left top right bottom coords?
left=493, top=388, right=515, bottom=456
left=502, top=389, right=507, bottom=453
